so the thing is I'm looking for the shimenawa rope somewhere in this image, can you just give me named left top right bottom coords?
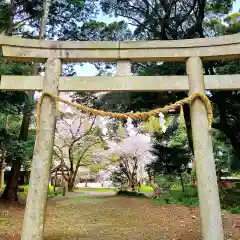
left=36, top=92, right=212, bottom=132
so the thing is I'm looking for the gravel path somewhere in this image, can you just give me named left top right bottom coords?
left=1, top=196, right=239, bottom=240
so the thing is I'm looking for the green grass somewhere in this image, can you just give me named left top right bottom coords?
left=139, top=185, right=153, bottom=192
left=71, top=195, right=106, bottom=201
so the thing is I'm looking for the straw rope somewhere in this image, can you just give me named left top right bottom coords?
left=36, top=92, right=212, bottom=132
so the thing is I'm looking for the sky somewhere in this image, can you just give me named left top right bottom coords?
left=75, top=1, right=240, bottom=77
left=73, top=12, right=125, bottom=76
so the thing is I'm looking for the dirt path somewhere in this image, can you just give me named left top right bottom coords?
left=0, top=196, right=239, bottom=240
left=52, top=191, right=116, bottom=201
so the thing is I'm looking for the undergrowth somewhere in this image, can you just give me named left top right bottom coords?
left=117, top=190, right=148, bottom=198
left=152, top=185, right=240, bottom=214
left=18, top=185, right=61, bottom=198
left=117, top=184, right=240, bottom=214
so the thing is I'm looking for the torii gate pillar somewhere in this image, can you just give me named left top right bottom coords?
left=187, top=57, right=224, bottom=240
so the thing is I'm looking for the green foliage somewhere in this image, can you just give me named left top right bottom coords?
left=0, top=1, right=10, bottom=32
left=89, top=163, right=106, bottom=173
left=47, top=0, right=99, bottom=40
left=0, top=53, right=31, bottom=114
left=190, top=168, right=197, bottom=181
left=110, top=155, right=118, bottom=163
left=152, top=183, right=240, bottom=214
left=228, top=206, right=240, bottom=214
left=152, top=185, right=199, bottom=206
left=205, top=0, right=233, bottom=14
left=110, top=169, right=128, bottom=188
left=0, top=115, right=35, bottom=167
left=220, top=187, right=240, bottom=209
left=169, top=114, right=189, bottom=149
left=116, top=122, right=125, bottom=139
left=232, top=172, right=240, bottom=177
left=78, top=20, right=132, bottom=41
left=147, top=131, right=190, bottom=176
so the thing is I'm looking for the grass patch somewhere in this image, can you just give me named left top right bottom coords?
left=71, top=195, right=106, bottom=201
left=139, top=185, right=153, bottom=192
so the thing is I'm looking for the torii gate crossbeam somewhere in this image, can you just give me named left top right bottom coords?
left=1, top=33, right=240, bottom=240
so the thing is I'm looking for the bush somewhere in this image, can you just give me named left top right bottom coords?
left=220, top=188, right=240, bottom=209
left=18, top=186, right=25, bottom=192
left=152, top=183, right=239, bottom=214
left=181, top=197, right=199, bottom=207
left=228, top=206, right=240, bottom=214
left=152, top=184, right=199, bottom=207
left=170, top=183, right=181, bottom=191
left=110, top=170, right=128, bottom=188
left=117, top=190, right=147, bottom=198
left=235, top=182, right=240, bottom=189
left=183, top=185, right=198, bottom=198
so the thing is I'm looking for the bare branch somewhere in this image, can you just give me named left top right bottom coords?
left=12, top=16, right=33, bottom=29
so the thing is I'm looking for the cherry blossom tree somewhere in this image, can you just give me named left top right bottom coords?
left=53, top=105, right=105, bottom=191
left=104, top=115, right=167, bottom=190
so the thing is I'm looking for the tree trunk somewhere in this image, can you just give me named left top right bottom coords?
left=150, top=180, right=160, bottom=198
left=53, top=170, right=57, bottom=192
left=128, top=178, right=136, bottom=191
left=68, top=181, right=74, bottom=192
left=84, top=179, right=88, bottom=188
left=6, top=0, right=15, bottom=36
left=183, top=104, right=196, bottom=170
left=0, top=162, right=4, bottom=190
left=39, top=0, right=52, bottom=39
left=1, top=160, right=21, bottom=201
left=183, top=104, right=194, bottom=153
left=179, top=172, right=185, bottom=192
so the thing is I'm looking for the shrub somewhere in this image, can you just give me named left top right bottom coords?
left=17, top=185, right=61, bottom=198
left=18, top=186, right=25, bottom=192
left=235, top=182, right=240, bottom=189
left=219, top=187, right=240, bottom=208
left=171, top=183, right=181, bottom=191
left=152, top=185, right=199, bottom=207
left=117, top=190, right=147, bottom=198
left=152, top=184, right=239, bottom=213
left=181, top=197, right=199, bottom=207
left=183, top=185, right=198, bottom=198
left=228, top=206, right=240, bottom=214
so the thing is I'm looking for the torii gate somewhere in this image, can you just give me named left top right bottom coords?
left=1, top=34, right=240, bottom=240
